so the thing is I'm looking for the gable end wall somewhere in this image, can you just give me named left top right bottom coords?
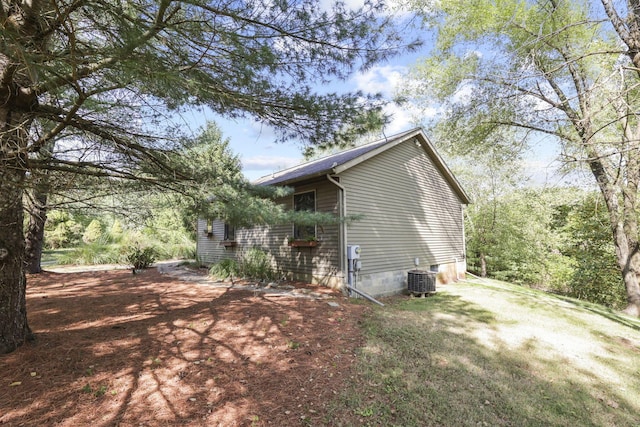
left=341, top=138, right=466, bottom=296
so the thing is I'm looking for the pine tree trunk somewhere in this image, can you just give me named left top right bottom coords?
left=24, top=190, right=48, bottom=274
left=0, top=149, right=32, bottom=354
left=0, top=0, right=61, bottom=352
left=0, top=0, right=46, bottom=352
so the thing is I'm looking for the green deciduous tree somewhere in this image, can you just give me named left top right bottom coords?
left=404, top=0, right=640, bottom=316
left=444, top=132, right=526, bottom=278
left=556, top=192, right=627, bottom=309
left=0, top=0, right=416, bottom=353
left=466, top=185, right=563, bottom=286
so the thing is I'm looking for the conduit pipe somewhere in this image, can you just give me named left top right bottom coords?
left=465, top=271, right=490, bottom=283
left=346, top=286, right=384, bottom=306
left=326, top=174, right=381, bottom=306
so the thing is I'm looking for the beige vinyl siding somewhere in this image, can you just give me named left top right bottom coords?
left=195, top=218, right=236, bottom=264
left=229, top=179, right=341, bottom=284
left=341, top=138, right=465, bottom=277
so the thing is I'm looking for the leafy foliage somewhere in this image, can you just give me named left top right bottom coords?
left=463, top=182, right=626, bottom=309
left=126, top=246, right=157, bottom=271
left=209, top=259, right=241, bottom=280
left=555, top=194, right=626, bottom=309
left=466, top=188, right=559, bottom=285
left=403, top=0, right=640, bottom=314
left=208, top=247, right=275, bottom=281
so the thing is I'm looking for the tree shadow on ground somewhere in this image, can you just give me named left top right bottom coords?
left=0, top=269, right=366, bottom=426
left=326, top=292, right=640, bottom=427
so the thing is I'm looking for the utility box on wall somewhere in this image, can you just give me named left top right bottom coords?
left=347, top=245, right=361, bottom=260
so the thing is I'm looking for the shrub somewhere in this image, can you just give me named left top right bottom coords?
left=110, top=220, right=124, bottom=236
left=47, top=222, right=72, bottom=249
left=209, top=248, right=275, bottom=281
left=82, top=220, right=103, bottom=244
left=209, top=259, right=240, bottom=280
left=239, top=247, right=275, bottom=281
left=45, top=212, right=84, bottom=249
left=558, top=193, right=627, bottom=309
left=126, top=246, right=157, bottom=270
left=565, top=254, right=626, bottom=310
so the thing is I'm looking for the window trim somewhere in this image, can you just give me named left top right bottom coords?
left=224, top=223, right=235, bottom=241
left=292, top=190, right=316, bottom=241
left=204, top=218, right=214, bottom=237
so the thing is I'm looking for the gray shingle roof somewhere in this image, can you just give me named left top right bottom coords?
left=254, top=128, right=421, bottom=186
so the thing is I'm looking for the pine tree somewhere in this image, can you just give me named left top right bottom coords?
left=0, top=0, right=417, bottom=353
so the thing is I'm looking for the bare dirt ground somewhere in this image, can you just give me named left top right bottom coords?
left=0, top=265, right=369, bottom=426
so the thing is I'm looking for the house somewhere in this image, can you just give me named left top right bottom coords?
left=196, top=128, right=470, bottom=297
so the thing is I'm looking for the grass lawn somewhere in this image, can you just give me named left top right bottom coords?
left=41, top=248, right=74, bottom=266
left=326, top=278, right=640, bottom=427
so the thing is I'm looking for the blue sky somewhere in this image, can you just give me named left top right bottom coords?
left=183, top=61, right=423, bottom=182
left=165, top=0, right=426, bottom=182
left=174, top=1, right=571, bottom=187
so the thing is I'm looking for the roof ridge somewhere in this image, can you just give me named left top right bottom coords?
left=254, top=127, right=422, bottom=184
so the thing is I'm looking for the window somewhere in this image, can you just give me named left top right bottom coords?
left=224, top=223, right=235, bottom=241
left=293, top=191, right=316, bottom=240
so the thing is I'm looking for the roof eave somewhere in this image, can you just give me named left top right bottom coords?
left=257, top=169, right=334, bottom=187
left=415, top=133, right=472, bottom=205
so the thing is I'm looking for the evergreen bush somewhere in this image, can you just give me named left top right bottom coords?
left=82, top=219, right=103, bottom=244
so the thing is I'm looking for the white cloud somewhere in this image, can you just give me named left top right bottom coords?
left=238, top=119, right=278, bottom=143
left=352, top=64, right=437, bottom=132
left=241, top=154, right=302, bottom=182
left=318, top=0, right=406, bottom=13
left=241, top=155, right=301, bottom=171
left=353, top=65, right=408, bottom=97
left=382, top=101, right=425, bottom=133
left=319, top=0, right=362, bottom=11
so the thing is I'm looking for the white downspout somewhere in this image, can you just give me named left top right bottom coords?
left=326, top=174, right=385, bottom=308
left=461, top=204, right=467, bottom=279
left=326, top=174, right=348, bottom=288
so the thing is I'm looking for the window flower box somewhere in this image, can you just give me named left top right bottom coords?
left=288, top=240, right=318, bottom=248
left=219, top=240, right=237, bottom=247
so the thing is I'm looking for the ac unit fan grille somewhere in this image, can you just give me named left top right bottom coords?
left=408, top=270, right=436, bottom=293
